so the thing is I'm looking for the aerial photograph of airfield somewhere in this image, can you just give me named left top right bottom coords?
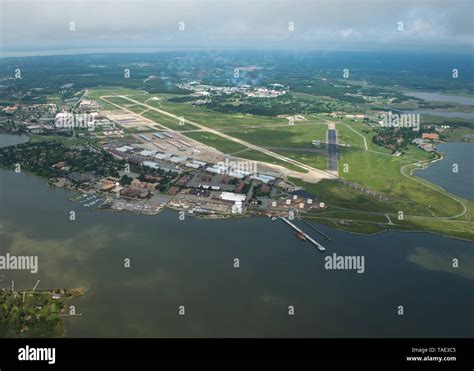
left=0, top=0, right=473, bottom=340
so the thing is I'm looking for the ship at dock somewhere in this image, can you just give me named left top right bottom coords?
left=295, top=231, right=306, bottom=241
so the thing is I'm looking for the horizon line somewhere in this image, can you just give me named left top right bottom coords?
left=1, top=46, right=474, bottom=59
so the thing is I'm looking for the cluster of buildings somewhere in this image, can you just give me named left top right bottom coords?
left=0, top=103, right=59, bottom=133
left=107, top=141, right=189, bottom=174
left=177, top=81, right=288, bottom=99
left=1, top=103, right=57, bottom=115
left=0, top=98, right=122, bottom=137
left=84, top=133, right=318, bottom=218
left=76, top=99, right=103, bottom=112
left=412, top=132, right=440, bottom=152
left=330, top=112, right=365, bottom=119
left=50, top=111, right=118, bottom=136
left=2, top=95, right=329, bottom=220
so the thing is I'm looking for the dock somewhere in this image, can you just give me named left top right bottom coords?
left=300, top=218, right=332, bottom=241
left=280, top=217, right=326, bottom=252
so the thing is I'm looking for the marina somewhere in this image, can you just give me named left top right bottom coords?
left=71, top=193, right=104, bottom=208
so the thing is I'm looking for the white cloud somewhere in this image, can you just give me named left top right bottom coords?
left=0, top=0, right=472, bottom=54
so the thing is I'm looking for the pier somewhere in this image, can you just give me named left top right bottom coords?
left=300, top=218, right=332, bottom=241
left=280, top=217, right=326, bottom=252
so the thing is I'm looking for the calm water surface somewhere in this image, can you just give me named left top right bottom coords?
left=417, top=142, right=473, bottom=201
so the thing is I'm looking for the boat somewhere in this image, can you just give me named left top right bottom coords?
left=295, top=231, right=306, bottom=241
left=271, top=217, right=278, bottom=221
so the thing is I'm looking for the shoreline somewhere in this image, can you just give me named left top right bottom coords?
left=1, top=161, right=472, bottom=241
left=0, top=133, right=472, bottom=240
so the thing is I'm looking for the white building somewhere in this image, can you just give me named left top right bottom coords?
left=170, top=156, right=188, bottom=164
left=140, top=149, right=157, bottom=157
left=115, top=145, right=134, bottom=153
left=185, top=162, right=200, bottom=169
left=250, top=174, right=275, bottom=184
left=155, top=152, right=172, bottom=160
left=231, top=201, right=243, bottom=214
left=142, top=161, right=160, bottom=170
left=220, top=192, right=246, bottom=202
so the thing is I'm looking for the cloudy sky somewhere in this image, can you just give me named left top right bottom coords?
left=0, top=0, right=473, bottom=56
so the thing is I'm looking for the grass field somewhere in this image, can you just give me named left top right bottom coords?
left=292, top=178, right=391, bottom=212
left=86, top=87, right=148, bottom=111
left=338, top=144, right=466, bottom=217
left=320, top=118, right=467, bottom=220
left=152, top=99, right=288, bottom=130
left=102, top=96, right=137, bottom=106
left=125, top=104, right=148, bottom=114
left=295, top=178, right=474, bottom=240
left=274, top=150, right=328, bottom=170
left=223, top=122, right=328, bottom=149
left=141, top=110, right=195, bottom=131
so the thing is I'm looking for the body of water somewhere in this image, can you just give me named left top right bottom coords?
left=405, top=92, right=474, bottom=106
left=0, top=133, right=29, bottom=146
left=0, top=134, right=473, bottom=337
left=402, top=92, right=474, bottom=120
left=417, top=142, right=474, bottom=201
left=403, top=109, right=474, bottom=120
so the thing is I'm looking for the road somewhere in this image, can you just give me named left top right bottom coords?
left=340, top=122, right=368, bottom=151
left=327, top=128, right=338, bottom=172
